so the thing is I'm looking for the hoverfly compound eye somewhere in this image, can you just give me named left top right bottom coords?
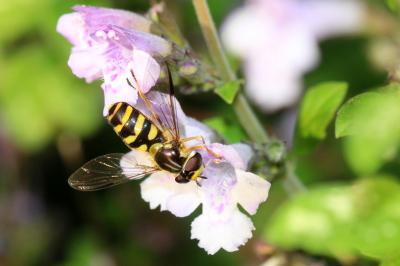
left=184, top=152, right=203, bottom=172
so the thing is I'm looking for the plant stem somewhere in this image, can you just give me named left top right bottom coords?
left=192, top=0, right=306, bottom=194
left=192, top=0, right=269, bottom=143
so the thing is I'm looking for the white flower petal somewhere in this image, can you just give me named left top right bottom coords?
left=191, top=206, right=254, bottom=255
left=183, top=117, right=218, bottom=145
left=56, top=13, right=86, bottom=46
left=127, top=49, right=160, bottom=93
left=245, top=59, right=303, bottom=111
left=221, top=0, right=363, bottom=112
left=220, top=5, right=262, bottom=58
left=232, top=170, right=271, bottom=215
left=121, top=150, right=154, bottom=168
left=140, top=172, right=175, bottom=211
left=231, top=143, right=254, bottom=170
left=73, top=5, right=152, bottom=33
left=140, top=172, right=201, bottom=217
left=207, top=143, right=247, bottom=170
left=301, top=0, right=365, bottom=39
left=68, top=47, right=104, bottom=82
left=102, top=76, right=138, bottom=116
left=166, top=192, right=201, bottom=217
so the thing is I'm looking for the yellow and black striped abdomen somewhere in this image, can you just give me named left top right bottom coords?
left=107, top=102, right=165, bottom=152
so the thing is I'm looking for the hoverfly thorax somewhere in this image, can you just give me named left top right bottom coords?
left=153, top=142, right=183, bottom=173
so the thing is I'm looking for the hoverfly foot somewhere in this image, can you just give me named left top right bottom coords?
left=213, top=158, right=222, bottom=164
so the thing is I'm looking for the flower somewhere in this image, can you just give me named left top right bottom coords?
left=221, top=0, right=365, bottom=112
left=121, top=93, right=271, bottom=254
left=57, top=5, right=172, bottom=115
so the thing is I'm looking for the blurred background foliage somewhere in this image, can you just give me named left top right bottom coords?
left=0, top=0, right=400, bottom=265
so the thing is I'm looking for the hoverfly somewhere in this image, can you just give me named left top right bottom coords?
left=68, top=64, right=212, bottom=191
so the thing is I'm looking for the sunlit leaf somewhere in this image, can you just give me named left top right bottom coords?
left=299, top=82, right=347, bottom=139
left=0, top=46, right=102, bottom=152
left=265, top=185, right=358, bottom=258
left=381, top=257, right=400, bottom=266
left=265, top=177, right=400, bottom=261
left=63, top=232, right=103, bottom=266
left=352, top=178, right=400, bottom=260
left=214, top=80, right=242, bottom=104
left=335, top=85, right=400, bottom=175
left=204, top=116, right=246, bottom=143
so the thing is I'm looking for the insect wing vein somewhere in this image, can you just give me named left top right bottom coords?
left=68, top=153, right=159, bottom=191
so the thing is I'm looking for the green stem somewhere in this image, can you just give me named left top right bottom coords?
left=192, top=0, right=269, bottom=143
left=192, top=0, right=305, bottom=194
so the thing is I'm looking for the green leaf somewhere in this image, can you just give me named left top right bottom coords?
left=265, top=177, right=400, bottom=261
left=63, top=232, right=102, bottom=266
left=214, top=80, right=242, bottom=104
left=265, top=184, right=358, bottom=258
left=0, top=46, right=102, bottom=152
left=204, top=116, right=246, bottom=143
left=386, top=0, right=400, bottom=12
left=299, top=81, right=348, bottom=139
left=381, top=257, right=400, bottom=266
left=352, top=178, right=400, bottom=260
left=335, top=86, right=400, bottom=175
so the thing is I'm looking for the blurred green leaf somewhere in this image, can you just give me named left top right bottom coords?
left=265, top=177, right=400, bottom=261
left=62, top=232, right=104, bottom=266
left=381, top=257, right=400, bottom=266
left=0, top=0, right=50, bottom=43
left=386, top=0, right=400, bottom=11
left=299, top=82, right=347, bottom=139
left=352, top=178, right=400, bottom=260
left=265, top=184, right=357, bottom=258
left=204, top=116, right=246, bottom=143
left=336, top=85, right=400, bottom=175
left=214, top=80, right=242, bottom=104
left=0, top=46, right=102, bottom=152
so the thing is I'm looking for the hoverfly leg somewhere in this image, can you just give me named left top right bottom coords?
left=196, top=179, right=202, bottom=187
left=212, top=158, right=222, bottom=164
left=180, top=136, right=222, bottom=159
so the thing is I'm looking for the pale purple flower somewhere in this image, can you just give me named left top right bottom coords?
left=57, top=5, right=172, bottom=115
left=120, top=93, right=270, bottom=254
left=221, top=0, right=365, bottom=112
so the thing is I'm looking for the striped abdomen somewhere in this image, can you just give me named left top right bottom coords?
left=107, top=102, right=165, bottom=152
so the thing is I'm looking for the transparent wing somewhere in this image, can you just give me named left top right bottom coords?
left=147, top=64, right=181, bottom=141
left=68, top=153, right=159, bottom=191
left=127, top=62, right=181, bottom=141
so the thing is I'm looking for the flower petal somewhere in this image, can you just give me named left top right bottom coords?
left=220, top=5, right=261, bottom=58
left=301, top=0, right=365, bottom=39
left=116, top=26, right=172, bottom=57
left=191, top=206, right=254, bottom=254
left=57, top=13, right=86, bottom=46
left=127, top=49, right=160, bottom=93
left=102, top=80, right=138, bottom=116
left=73, top=5, right=151, bottom=33
left=232, top=169, right=270, bottom=215
left=245, top=59, right=303, bottom=111
left=206, top=143, right=248, bottom=170
left=231, top=143, right=254, bottom=170
left=120, top=149, right=155, bottom=169
left=68, top=46, right=104, bottom=82
left=140, top=172, right=201, bottom=217
left=183, top=117, right=219, bottom=145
